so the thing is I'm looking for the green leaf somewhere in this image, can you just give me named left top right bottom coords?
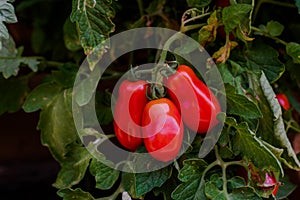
left=205, top=182, right=224, bottom=199
left=54, top=145, right=92, bottom=189
left=228, top=176, right=247, bottom=189
left=186, top=0, right=212, bottom=9
left=122, top=171, right=141, bottom=199
left=63, top=17, right=82, bottom=51
left=153, top=175, right=178, bottom=200
left=222, top=4, right=252, bottom=34
left=89, top=158, right=119, bottom=190
left=249, top=72, right=300, bottom=170
left=228, top=187, right=261, bottom=200
left=0, top=1, right=17, bottom=48
left=276, top=175, right=297, bottom=199
left=70, top=0, right=115, bottom=55
left=57, top=188, right=95, bottom=200
left=178, top=159, right=208, bottom=182
left=23, top=82, right=62, bottom=112
left=286, top=42, right=300, bottom=64
left=225, top=84, right=262, bottom=119
left=37, top=89, right=78, bottom=163
left=217, top=62, right=245, bottom=94
left=0, top=1, right=17, bottom=24
left=0, top=36, right=39, bottom=78
left=0, top=76, right=28, bottom=115
left=171, top=159, right=207, bottom=200
left=246, top=42, right=285, bottom=83
left=171, top=178, right=206, bottom=200
left=135, top=166, right=172, bottom=196
left=227, top=117, right=283, bottom=174
left=266, top=21, right=284, bottom=37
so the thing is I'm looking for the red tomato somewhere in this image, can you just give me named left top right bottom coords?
left=142, top=98, right=184, bottom=162
left=276, top=93, right=290, bottom=111
left=262, top=172, right=280, bottom=196
left=164, top=65, right=221, bottom=134
left=113, top=80, right=148, bottom=151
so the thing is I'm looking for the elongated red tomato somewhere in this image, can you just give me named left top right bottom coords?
left=113, top=80, right=148, bottom=151
left=142, top=98, right=183, bottom=162
left=276, top=93, right=290, bottom=111
left=164, top=65, right=221, bottom=133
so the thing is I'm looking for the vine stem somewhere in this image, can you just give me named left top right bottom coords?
left=158, top=33, right=182, bottom=64
left=251, top=26, right=288, bottom=46
left=199, top=145, right=248, bottom=198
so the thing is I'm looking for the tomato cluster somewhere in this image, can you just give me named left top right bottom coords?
left=113, top=65, right=221, bottom=162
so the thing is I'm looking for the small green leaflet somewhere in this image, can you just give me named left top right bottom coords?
left=178, top=159, right=208, bottom=182
left=89, top=158, right=119, bottom=190
left=222, top=4, right=253, bottom=34
left=0, top=2, right=38, bottom=78
left=0, top=75, right=28, bottom=115
left=171, top=159, right=208, bottom=200
left=57, top=188, right=95, bottom=200
left=286, top=42, right=300, bottom=64
left=225, top=84, right=262, bottom=119
left=266, top=21, right=284, bottom=37
left=70, top=0, right=115, bottom=70
left=246, top=41, right=285, bottom=83
left=22, top=82, right=62, bottom=113
left=0, top=1, right=17, bottom=49
left=53, top=145, right=92, bottom=189
left=135, top=166, right=172, bottom=196
left=0, top=36, right=39, bottom=78
left=205, top=181, right=225, bottom=199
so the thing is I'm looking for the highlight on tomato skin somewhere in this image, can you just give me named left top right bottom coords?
left=164, top=65, right=221, bottom=134
left=276, top=93, right=291, bottom=111
left=142, top=98, right=184, bottom=162
left=113, top=80, right=148, bottom=151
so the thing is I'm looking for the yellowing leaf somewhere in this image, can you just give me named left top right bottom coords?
left=198, top=10, right=218, bottom=46
left=212, top=41, right=238, bottom=63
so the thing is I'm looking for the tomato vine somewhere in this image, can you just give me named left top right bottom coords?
left=2, top=0, right=300, bottom=199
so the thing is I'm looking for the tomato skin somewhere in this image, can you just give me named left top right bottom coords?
left=142, top=98, right=183, bottom=162
left=276, top=93, right=290, bottom=111
left=164, top=65, right=221, bottom=134
left=113, top=80, right=148, bottom=151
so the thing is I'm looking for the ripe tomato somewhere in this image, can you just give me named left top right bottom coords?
left=164, top=65, right=221, bottom=134
left=142, top=98, right=183, bottom=162
left=113, top=80, right=148, bottom=151
left=262, top=172, right=280, bottom=196
left=276, top=93, right=290, bottom=111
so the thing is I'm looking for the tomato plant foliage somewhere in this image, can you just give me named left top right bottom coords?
left=2, top=0, right=300, bottom=199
